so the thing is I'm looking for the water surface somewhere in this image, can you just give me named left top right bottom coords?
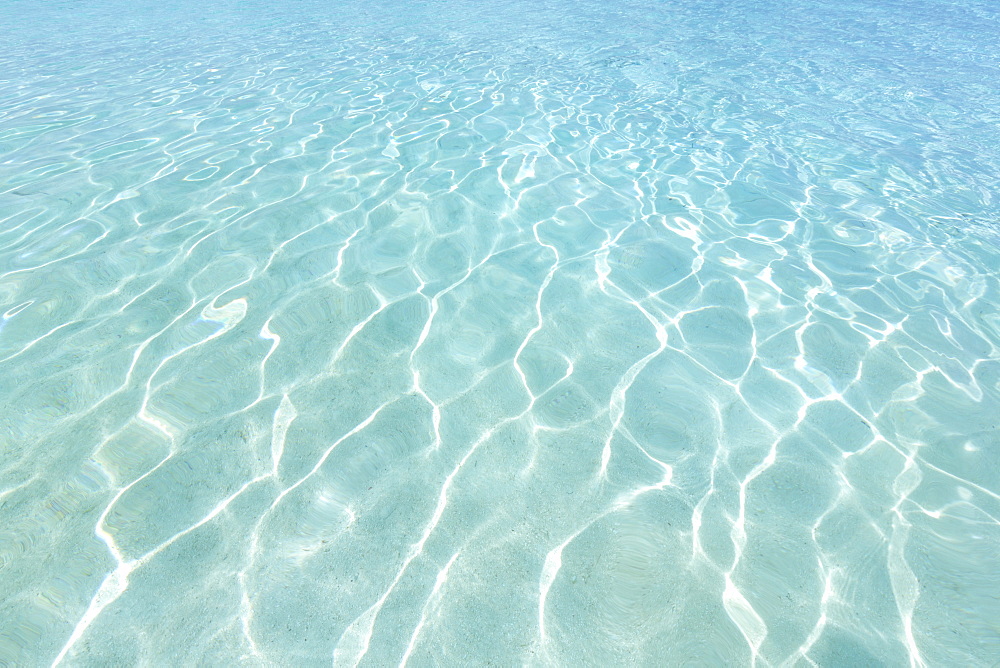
left=1, top=0, right=999, bottom=665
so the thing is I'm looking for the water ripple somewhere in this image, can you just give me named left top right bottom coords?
left=1, top=0, right=999, bottom=665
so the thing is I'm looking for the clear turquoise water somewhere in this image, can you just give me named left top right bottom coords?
left=2, top=0, right=999, bottom=665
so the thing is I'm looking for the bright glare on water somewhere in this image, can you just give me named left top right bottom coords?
left=1, top=0, right=999, bottom=665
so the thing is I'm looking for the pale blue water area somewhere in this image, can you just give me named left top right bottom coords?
left=1, top=0, right=999, bottom=664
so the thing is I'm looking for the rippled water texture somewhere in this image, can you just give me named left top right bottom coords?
left=2, top=0, right=999, bottom=664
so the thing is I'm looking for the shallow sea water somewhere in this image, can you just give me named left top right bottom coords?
left=2, top=0, right=1000, bottom=665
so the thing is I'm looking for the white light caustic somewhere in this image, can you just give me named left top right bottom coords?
left=0, top=2, right=997, bottom=666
